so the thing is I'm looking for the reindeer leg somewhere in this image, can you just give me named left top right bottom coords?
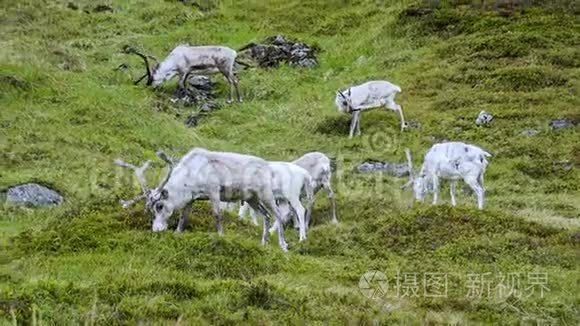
left=233, top=76, right=242, bottom=102
left=178, top=73, right=188, bottom=94
left=464, top=177, right=484, bottom=210
left=355, top=111, right=362, bottom=136
left=228, top=79, right=236, bottom=104
left=349, top=111, right=360, bottom=138
left=209, top=194, right=224, bottom=235
left=247, top=199, right=269, bottom=245
left=324, top=181, right=338, bottom=224
left=289, top=198, right=307, bottom=242
left=275, top=201, right=290, bottom=251
left=219, top=70, right=233, bottom=104
left=450, top=181, right=457, bottom=207
left=176, top=203, right=193, bottom=233
left=432, top=175, right=440, bottom=205
left=238, top=201, right=248, bottom=220
left=397, top=104, right=406, bottom=132
left=262, top=197, right=288, bottom=252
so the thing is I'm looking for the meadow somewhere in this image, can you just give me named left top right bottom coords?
left=1, top=0, right=579, bottom=324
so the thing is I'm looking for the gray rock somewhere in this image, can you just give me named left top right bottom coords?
left=200, top=101, right=220, bottom=112
left=187, top=75, right=214, bottom=92
left=356, top=162, right=375, bottom=173
left=241, top=35, right=319, bottom=69
left=294, top=58, right=318, bottom=68
left=384, top=163, right=411, bottom=177
left=271, top=35, right=289, bottom=45
left=185, top=114, right=201, bottom=127
left=171, top=93, right=196, bottom=107
left=185, top=101, right=220, bottom=127
left=356, top=162, right=410, bottom=177
left=6, top=183, right=63, bottom=207
left=476, top=110, right=493, bottom=126
left=520, top=129, right=540, bottom=137
left=549, top=118, right=576, bottom=130
left=552, top=161, right=574, bottom=172
left=171, top=75, right=216, bottom=108
left=405, top=120, right=421, bottom=130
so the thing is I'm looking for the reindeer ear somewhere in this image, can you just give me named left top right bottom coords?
left=160, top=189, right=169, bottom=200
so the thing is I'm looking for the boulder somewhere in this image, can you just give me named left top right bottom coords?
left=356, top=161, right=410, bottom=177
left=405, top=120, right=422, bottom=130
left=240, top=35, right=319, bottom=69
left=475, top=110, right=493, bottom=126
left=171, top=75, right=218, bottom=108
left=6, top=183, right=63, bottom=207
left=549, top=118, right=576, bottom=130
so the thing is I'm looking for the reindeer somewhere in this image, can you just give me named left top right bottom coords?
left=292, top=152, right=338, bottom=228
left=403, top=142, right=491, bottom=210
left=115, top=148, right=291, bottom=251
left=127, top=45, right=245, bottom=103
left=237, top=161, right=313, bottom=242
left=336, top=80, right=406, bottom=138
left=239, top=152, right=338, bottom=235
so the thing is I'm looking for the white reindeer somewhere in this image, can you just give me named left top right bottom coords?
left=236, top=162, right=313, bottom=242
left=292, top=152, right=338, bottom=228
left=335, top=80, right=406, bottom=138
left=115, top=148, right=290, bottom=251
left=128, top=45, right=245, bottom=103
left=403, top=142, right=491, bottom=210
left=240, top=152, right=338, bottom=234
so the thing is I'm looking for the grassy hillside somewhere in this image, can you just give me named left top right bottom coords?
left=1, top=0, right=579, bottom=324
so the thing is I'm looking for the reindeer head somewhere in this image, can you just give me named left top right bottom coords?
left=336, top=88, right=353, bottom=112
left=401, top=149, right=428, bottom=202
left=124, top=47, right=160, bottom=87
left=115, top=151, right=176, bottom=232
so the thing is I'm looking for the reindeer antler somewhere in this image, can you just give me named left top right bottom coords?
left=115, top=159, right=152, bottom=207
left=147, top=54, right=159, bottom=64
left=123, top=46, right=154, bottom=85
left=156, top=151, right=176, bottom=189
left=120, top=194, right=147, bottom=209
left=157, top=151, right=177, bottom=166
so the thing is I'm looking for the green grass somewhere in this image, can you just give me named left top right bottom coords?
left=1, top=0, right=579, bottom=324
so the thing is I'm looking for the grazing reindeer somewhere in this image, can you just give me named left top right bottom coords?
left=292, top=152, right=338, bottom=228
left=115, top=148, right=290, bottom=251
left=240, top=152, right=338, bottom=235
left=335, top=80, right=406, bottom=138
left=403, top=142, right=491, bottom=210
left=127, top=45, right=244, bottom=103
left=237, top=161, right=313, bottom=242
